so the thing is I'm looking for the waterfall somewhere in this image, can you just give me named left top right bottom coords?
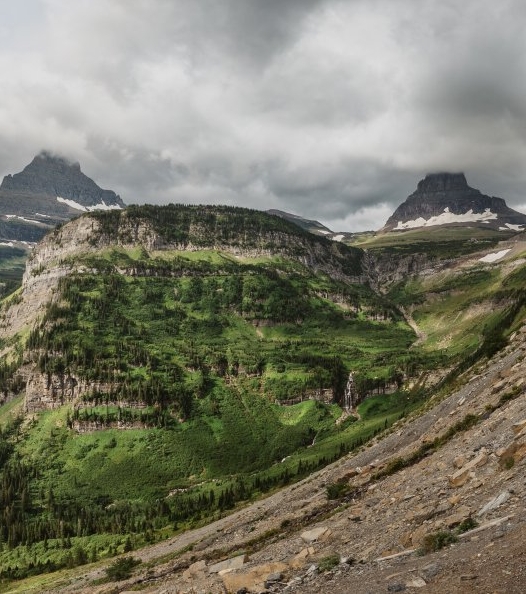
left=343, top=372, right=355, bottom=411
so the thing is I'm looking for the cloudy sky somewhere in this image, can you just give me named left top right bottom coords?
left=1, top=0, right=525, bottom=231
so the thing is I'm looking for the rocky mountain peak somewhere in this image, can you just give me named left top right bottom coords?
left=382, top=172, right=526, bottom=232
left=416, top=172, right=468, bottom=193
left=0, top=152, right=125, bottom=245
left=0, top=151, right=124, bottom=209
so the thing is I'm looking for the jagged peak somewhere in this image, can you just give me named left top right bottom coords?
left=0, top=152, right=124, bottom=208
left=416, top=172, right=468, bottom=193
left=381, top=172, right=526, bottom=232
left=32, top=150, right=81, bottom=171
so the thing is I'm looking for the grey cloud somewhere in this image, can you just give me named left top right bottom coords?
left=1, top=0, right=526, bottom=232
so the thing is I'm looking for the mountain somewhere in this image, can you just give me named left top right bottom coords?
left=267, top=209, right=356, bottom=243
left=0, top=151, right=125, bottom=244
left=267, top=209, right=333, bottom=235
left=382, top=172, right=526, bottom=232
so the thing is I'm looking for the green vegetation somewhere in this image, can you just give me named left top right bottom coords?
left=318, top=553, right=341, bottom=572
left=0, top=206, right=524, bottom=585
left=456, top=516, right=478, bottom=534
left=419, top=530, right=458, bottom=554
left=104, top=556, right=140, bottom=581
left=350, top=226, right=506, bottom=257
left=0, top=207, right=434, bottom=582
left=419, top=517, right=478, bottom=555
left=0, top=246, right=27, bottom=297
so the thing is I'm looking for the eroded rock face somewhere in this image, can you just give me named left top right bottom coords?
left=382, top=172, right=526, bottom=232
left=24, top=372, right=116, bottom=413
left=0, top=205, right=368, bottom=412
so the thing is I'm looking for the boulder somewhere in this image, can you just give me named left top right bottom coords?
left=444, top=505, right=471, bottom=528
left=406, top=576, right=427, bottom=588
left=182, top=559, right=208, bottom=581
left=209, top=553, right=249, bottom=574
left=448, top=450, right=488, bottom=487
left=453, top=455, right=466, bottom=469
left=220, top=562, right=288, bottom=593
left=477, top=491, right=510, bottom=516
left=300, top=526, right=331, bottom=543
left=498, top=436, right=526, bottom=468
left=512, top=419, right=526, bottom=435
left=290, top=546, right=315, bottom=569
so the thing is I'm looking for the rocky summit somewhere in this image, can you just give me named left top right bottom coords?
left=0, top=151, right=124, bottom=244
left=382, top=172, right=526, bottom=232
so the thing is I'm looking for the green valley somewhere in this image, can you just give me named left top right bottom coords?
left=0, top=205, right=525, bottom=584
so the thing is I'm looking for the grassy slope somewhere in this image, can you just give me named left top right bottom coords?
left=0, top=240, right=426, bottom=580
left=0, top=386, right=419, bottom=581
left=348, top=226, right=508, bottom=257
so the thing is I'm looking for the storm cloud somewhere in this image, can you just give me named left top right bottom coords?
left=1, top=0, right=525, bottom=231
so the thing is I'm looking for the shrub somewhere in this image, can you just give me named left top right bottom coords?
left=326, top=481, right=350, bottom=500
left=456, top=516, right=478, bottom=534
left=105, top=556, right=140, bottom=581
left=502, top=456, right=515, bottom=470
left=420, top=530, right=457, bottom=554
left=318, top=553, right=340, bottom=572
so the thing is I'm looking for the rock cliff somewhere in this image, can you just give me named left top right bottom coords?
left=0, top=205, right=366, bottom=410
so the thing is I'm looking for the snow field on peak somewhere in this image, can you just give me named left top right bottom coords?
left=394, top=207, right=498, bottom=230
left=56, top=197, right=123, bottom=212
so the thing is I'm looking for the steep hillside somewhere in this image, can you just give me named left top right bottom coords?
left=3, top=272, right=525, bottom=594
left=0, top=205, right=431, bottom=583
left=0, top=204, right=525, bottom=591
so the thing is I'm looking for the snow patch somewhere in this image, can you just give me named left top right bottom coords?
left=479, top=249, right=511, bottom=263
left=498, top=223, right=524, bottom=232
left=0, top=241, right=14, bottom=247
left=317, top=229, right=330, bottom=235
left=4, top=214, right=43, bottom=224
left=332, top=234, right=344, bottom=242
left=57, top=197, right=122, bottom=212
left=394, top=208, right=498, bottom=230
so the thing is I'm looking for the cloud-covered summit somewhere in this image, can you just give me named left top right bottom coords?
left=1, top=0, right=525, bottom=231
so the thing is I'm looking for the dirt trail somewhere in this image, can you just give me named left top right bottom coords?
left=400, top=306, right=427, bottom=347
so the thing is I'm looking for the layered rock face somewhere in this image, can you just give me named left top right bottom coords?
left=0, top=152, right=124, bottom=243
left=383, top=172, right=526, bottom=232
left=0, top=205, right=366, bottom=410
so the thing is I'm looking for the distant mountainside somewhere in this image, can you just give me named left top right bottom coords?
left=267, top=209, right=333, bottom=234
left=382, top=172, right=526, bottom=232
left=267, top=209, right=356, bottom=243
left=0, top=151, right=125, bottom=244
